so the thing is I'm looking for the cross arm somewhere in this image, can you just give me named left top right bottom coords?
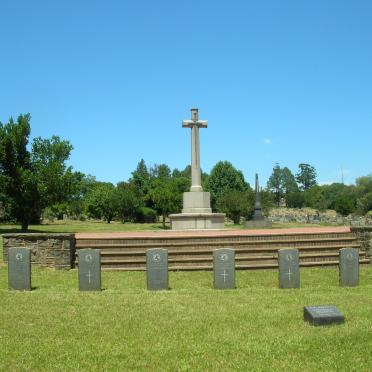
left=182, top=120, right=208, bottom=128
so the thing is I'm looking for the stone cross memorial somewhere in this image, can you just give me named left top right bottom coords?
left=78, top=248, right=101, bottom=291
left=339, top=248, right=359, bottom=287
left=213, top=248, right=235, bottom=290
left=146, top=248, right=168, bottom=290
left=169, top=109, right=225, bottom=230
left=278, top=248, right=300, bottom=289
left=8, top=247, right=32, bottom=291
left=304, top=305, right=345, bottom=326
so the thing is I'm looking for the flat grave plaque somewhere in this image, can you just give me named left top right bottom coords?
left=213, top=248, right=235, bottom=289
left=278, top=248, right=300, bottom=289
left=8, top=247, right=31, bottom=291
left=304, top=305, right=345, bottom=326
left=146, top=248, right=168, bottom=291
left=78, top=249, right=101, bottom=291
left=339, top=248, right=359, bottom=287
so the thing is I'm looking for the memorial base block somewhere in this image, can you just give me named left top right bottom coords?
left=304, top=305, right=345, bottom=326
left=170, top=213, right=225, bottom=230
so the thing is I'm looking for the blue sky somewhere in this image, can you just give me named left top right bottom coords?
left=1, top=0, right=371, bottom=187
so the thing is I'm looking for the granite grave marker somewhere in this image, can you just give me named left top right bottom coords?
left=8, top=247, right=31, bottom=291
left=278, top=248, right=300, bottom=289
left=146, top=248, right=168, bottom=290
left=304, top=305, right=345, bottom=326
left=78, top=248, right=101, bottom=291
left=213, top=248, right=235, bottom=289
left=339, top=248, right=359, bottom=287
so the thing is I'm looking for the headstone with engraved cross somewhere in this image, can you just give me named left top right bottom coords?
left=8, top=247, right=32, bottom=291
left=146, top=248, right=168, bottom=290
left=339, top=248, right=359, bottom=287
left=78, top=248, right=101, bottom=291
left=213, top=248, right=235, bottom=289
left=278, top=248, right=300, bottom=289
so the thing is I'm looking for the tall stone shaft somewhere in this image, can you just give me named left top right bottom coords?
left=182, top=108, right=207, bottom=193
left=191, top=125, right=202, bottom=191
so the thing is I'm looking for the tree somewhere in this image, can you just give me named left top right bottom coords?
left=0, top=114, right=38, bottom=229
left=296, top=163, right=317, bottom=191
left=267, top=163, right=283, bottom=207
left=32, top=136, right=80, bottom=216
left=116, top=182, right=143, bottom=222
left=129, top=159, right=150, bottom=196
left=148, top=179, right=181, bottom=228
left=281, top=167, right=299, bottom=207
left=84, top=182, right=117, bottom=223
left=217, top=190, right=254, bottom=224
left=355, top=175, right=372, bottom=215
left=206, top=161, right=249, bottom=209
left=303, top=185, right=327, bottom=211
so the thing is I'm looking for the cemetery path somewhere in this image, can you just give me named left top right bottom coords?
left=76, top=226, right=350, bottom=239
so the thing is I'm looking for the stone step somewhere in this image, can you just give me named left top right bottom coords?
left=75, top=235, right=357, bottom=249
left=83, top=243, right=360, bottom=258
left=100, top=258, right=371, bottom=271
left=74, top=229, right=369, bottom=271
left=93, top=250, right=366, bottom=264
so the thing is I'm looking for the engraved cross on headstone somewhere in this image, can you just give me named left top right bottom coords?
left=221, top=269, right=228, bottom=283
left=286, top=267, right=292, bottom=281
left=182, top=108, right=208, bottom=192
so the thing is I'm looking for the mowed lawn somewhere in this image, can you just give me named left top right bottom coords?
left=1, top=264, right=372, bottom=371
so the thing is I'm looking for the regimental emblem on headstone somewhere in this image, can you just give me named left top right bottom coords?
left=8, top=247, right=31, bottom=291
left=78, top=249, right=101, bottom=291
left=339, top=248, right=359, bottom=287
left=278, top=249, right=300, bottom=289
left=304, top=305, right=345, bottom=326
left=146, top=248, right=168, bottom=291
left=213, top=248, right=235, bottom=290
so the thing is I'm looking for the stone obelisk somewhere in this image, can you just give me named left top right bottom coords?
left=170, top=109, right=225, bottom=230
left=245, top=173, right=272, bottom=228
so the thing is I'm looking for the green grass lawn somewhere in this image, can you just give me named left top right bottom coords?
left=1, top=265, right=372, bottom=371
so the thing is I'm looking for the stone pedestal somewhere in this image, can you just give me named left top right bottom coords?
left=170, top=212, right=225, bottom=230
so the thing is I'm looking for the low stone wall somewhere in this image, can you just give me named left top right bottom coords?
left=269, top=208, right=372, bottom=226
left=351, top=227, right=372, bottom=263
left=2, top=233, right=75, bottom=269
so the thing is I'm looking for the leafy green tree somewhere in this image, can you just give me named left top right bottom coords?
left=0, top=114, right=38, bottom=229
left=130, top=159, right=150, bottom=196
left=267, top=163, right=283, bottom=207
left=296, top=163, right=317, bottom=190
left=321, top=183, right=357, bottom=215
left=116, top=182, right=143, bottom=222
left=355, top=175, right=372, bottom=214
left=217, top=190, right=254, bottom=224
left=303, top=185, right=327, bottom=211
left=149, top=179, right=181, bottom=228
left=206, top=161, right=249, bottom=209
left=32, top=136, right=81, bottom=216
left=281, top=167, right=299, bottom=207
left=84, top=182, right=117, bottom=223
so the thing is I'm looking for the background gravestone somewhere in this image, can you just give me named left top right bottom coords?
left=146, top=248, right=168, bottom=290
left=339, top=248, right=359, bottom=287
left=213, top=248, right=235, bottom=289
left=278, top=248, right=300, bottom=289
left=78, top=249, right=101, bottom=291
left=8, top=247, right=31, bottom=291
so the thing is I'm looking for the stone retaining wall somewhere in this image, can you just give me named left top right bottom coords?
left=351, top=227, right=372, bottom=263
left=2, top=233, right=75, bottom=269
left=268, top=208, right=372, bottom=226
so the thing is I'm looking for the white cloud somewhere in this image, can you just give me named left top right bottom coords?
left=263, top=138, right=272, bottom=145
